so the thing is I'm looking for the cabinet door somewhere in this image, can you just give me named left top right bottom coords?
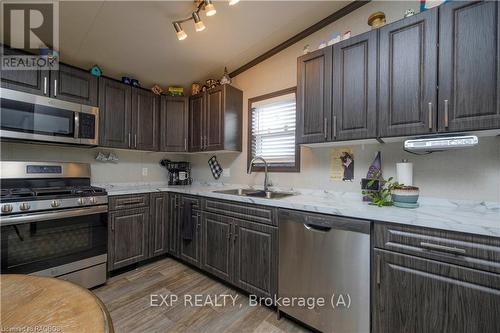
left=373, top=249, right=500, bottom=333
left=379, top=8, right=438, bottom=137
left=168, top=194, right=180, bottom=257
left=189, top=93, right=204, bottom=152
left=333, top=30, right=377, bottom=140
left=296, top=47, right=332, bottom=144
left=132, top=88, right=159, bottom=151
left=98, top=77, right=132, bottom=148
left=149, top=193, right=168, bottom=258
left=233, top=218, right=277, bottom=298
left=160, top=96, right=188, bottom=152
left=205, top=87, right=224, bottom=151
left=109, top=207, right=149, bottom=271
left=201, top=212, right=233, bottom=282
left=438, top=1, right=500, bottom=132
left=179, top=196, right=202, bottom=267
left=0, top=48, right=49, bottom=96
left=50, top=64, right=98, bottom=106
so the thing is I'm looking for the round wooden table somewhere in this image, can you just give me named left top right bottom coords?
left=1, top=274, right=114, bottom=333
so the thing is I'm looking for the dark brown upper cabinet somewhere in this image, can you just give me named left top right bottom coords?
left=189, top=93, right=204, bottom=152
left=1, top=48, right=97, bottom=106
left=0, top=48, right=49, bottom=95
left=132, top=88, right=159, bottom=151
left=332, top=30, right=377, bottom=141
left=296, top=47, right=332, bottom=144
left=99, top=77, right=132, bottom=149
left=378, top=8, right=438, bottom=137
left=160, top=96, right=189, bottom=152
left=50, top=64, right=98, bottom=106
left=438, top=0, right=500, bottom=132
left=188, top=85, right=243, bottom=152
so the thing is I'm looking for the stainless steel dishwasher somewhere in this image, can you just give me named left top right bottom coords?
left=278, top=209, right=371, bottom=333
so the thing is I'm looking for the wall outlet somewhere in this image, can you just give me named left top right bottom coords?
left=142, top=167, right=148, bottom=176
left=222, top=168, right=230, bottom=177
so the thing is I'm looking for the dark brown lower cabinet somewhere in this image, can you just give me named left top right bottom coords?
left=233, top=218, right=277, bottom=298
left=168, top=194, right=181, bottom=257
left=178, top=196, right=202, bottom=267
left=373, top=249, right=500, bottom=333
left=108, top=207, right=149, bottom=271
left=149, top=193, right=169, bottom=257
left=201, top=212, right=233, bottom=282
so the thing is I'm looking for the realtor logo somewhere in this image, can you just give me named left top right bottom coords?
left=2, top=1, right=59, bottom=70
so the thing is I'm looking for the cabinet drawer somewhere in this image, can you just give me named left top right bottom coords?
left=203, top=198, right=275, bottom=226
left=109, top=193, right=150, bottom=210
left=374, top=222, right=500, bottom=274
left=181, top=195, right=201, bottom=211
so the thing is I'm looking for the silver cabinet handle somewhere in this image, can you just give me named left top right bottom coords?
left=420, top=242, right=466, bottom=255
left=323, top=117, right=327, bottom=139
left=184, top=138, right=187, bottom=151
left=200, top=135, right=203, bottom=150
left=43, top=77, right=48, bottom=95
left=134, top=134, right=137, bottom=148
left=204, top=136, right=208, bottom=150
left=428, top=102, right=433, bottom=130
left=54, top=79, right=57, bottom=97
left=444, top=99, right=449, bottom=128
left=376, top=255, right=381, bottom=286
left=333, top=116, right=337, bottom=139
left=128, top=133, right=131, bottom=148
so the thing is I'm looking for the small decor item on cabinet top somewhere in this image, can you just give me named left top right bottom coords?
left=201, top=85, right=208, bottom=92
left=342, top=30, right=351, bottom=40
left=404, top=8, right=416, bottom=17
left=166, top=86, right=184, bottom=96
left=367, top=11, right=386, bottom=29
left=130, top=79, right=140, bottom=87
left=121, top=76, right=131, bottom=85
left=89, top=65, right=102, bottom=77
left=318, top=41, right=327, bottom=49
left=303, top=44, right=310, bottom=54
left=39, top=48, right=59, bottom=62
left=327, top=33, right=341, bottom=46
left=420, top=0, right=447, bottom=11
left=206, top=79, right=218, bottom=89
left=151, top=84, right=163, bottom=95
left=191, top=82, right=201, bottom=95
left=220, top=67, right=231, bottom=85
left=208, top=156, right=223, bottom=180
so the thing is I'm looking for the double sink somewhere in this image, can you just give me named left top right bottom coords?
left=213, top=188, right=296, bottom=199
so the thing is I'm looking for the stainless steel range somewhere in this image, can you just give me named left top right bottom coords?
left=0, top=161, right=108, bottom=288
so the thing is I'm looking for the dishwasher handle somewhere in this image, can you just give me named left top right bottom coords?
left=304, top=223, right=332, bottom=232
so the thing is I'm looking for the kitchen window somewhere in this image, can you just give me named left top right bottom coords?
left=248, top=87, right=300, bottom=172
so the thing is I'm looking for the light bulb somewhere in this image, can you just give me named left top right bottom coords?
left=176, top=30, right=187, bottom=40
left=229, top=0, right=240, bottom=5
left=204, top=1, right=216, bottom=16
left=194, top=21, right=205, bottom=32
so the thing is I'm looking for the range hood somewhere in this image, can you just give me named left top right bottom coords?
left=404, top=134, right=479, bottom=152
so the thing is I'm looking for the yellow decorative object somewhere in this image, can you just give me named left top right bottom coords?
left=368, top=11, right=386, bottom=29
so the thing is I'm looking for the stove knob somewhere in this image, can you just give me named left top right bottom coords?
left=1, top=204, right=13, bottom=213
left=51, top=200, right=61, bottom=208
left=19, top=202, right=30, bottom=211
left=77, top=198, right=85, bottom=205
left=89, top=197, right=97, bottom=204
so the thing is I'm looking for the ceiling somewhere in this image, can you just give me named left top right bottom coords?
left=57, top=1, right=350, bottom=89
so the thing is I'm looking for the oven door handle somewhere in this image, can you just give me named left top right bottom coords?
left=0, top=205, right=108, bottom=226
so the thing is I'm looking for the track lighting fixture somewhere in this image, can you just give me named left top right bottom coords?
left=173, top=22, right=187, bottom=41
left=204, top=0, right=216, bottom=17
left=172, top=0, right=240, bottom=40
left=192, top=12, right=205, bottom=32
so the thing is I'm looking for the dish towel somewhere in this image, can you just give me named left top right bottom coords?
left=208, top=155, right=223, bottom=179
left=181, top=202, right=194, bottom=241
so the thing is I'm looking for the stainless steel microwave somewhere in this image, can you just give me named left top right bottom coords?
left=0, top=88, right=99, bottom=146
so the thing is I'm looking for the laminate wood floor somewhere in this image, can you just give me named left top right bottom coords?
left=93, top=258, right=311, bottom=333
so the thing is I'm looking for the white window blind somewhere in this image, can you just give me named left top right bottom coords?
left=250, top=92, right=296, bottom=166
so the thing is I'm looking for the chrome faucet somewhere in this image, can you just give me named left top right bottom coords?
left=247, top=156, right=270, bottom=192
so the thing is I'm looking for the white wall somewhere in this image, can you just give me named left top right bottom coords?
left=189, top=1, right=500, bottom=202
left=0, top=141, right=182, bottom=184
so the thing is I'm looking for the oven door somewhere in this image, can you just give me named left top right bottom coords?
left=0, top=88, right=97, bottom=145
left=1, top=205, right=107, bottom=275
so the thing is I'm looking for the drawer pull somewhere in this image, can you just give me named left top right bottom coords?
left=118, top=199, right=144, bottom=205
left=420, top=242, right=466, bottom=255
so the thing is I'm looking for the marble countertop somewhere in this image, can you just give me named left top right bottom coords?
left=95, top=182, right=500, bottom=238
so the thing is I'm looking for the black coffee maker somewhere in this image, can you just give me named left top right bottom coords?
left=160, top=160, right=192, bottom=186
